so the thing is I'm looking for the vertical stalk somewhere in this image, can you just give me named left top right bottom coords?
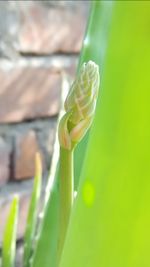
left=57, top=147, right=74, bottom=264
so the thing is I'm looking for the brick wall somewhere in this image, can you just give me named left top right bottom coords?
left=0, top=0, right=88, bottom=251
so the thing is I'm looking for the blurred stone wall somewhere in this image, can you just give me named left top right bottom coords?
left=0, top=0, right=88, bottom=247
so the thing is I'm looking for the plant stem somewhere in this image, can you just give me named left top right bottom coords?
left=57, top=147, right=74, bottom=265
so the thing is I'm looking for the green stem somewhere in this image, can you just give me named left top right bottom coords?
left=57, top=147, right=74, bottom=265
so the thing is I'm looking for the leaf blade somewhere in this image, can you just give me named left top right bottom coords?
left=23, top=153, right=42, bottom=267
left=60, top=1, right=150, bottom=267
left=2, top=196, right=19, bottom=267
left=31, top=2, right=113, bottom=267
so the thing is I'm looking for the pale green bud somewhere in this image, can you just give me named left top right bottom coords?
left=59, top=61, right=100, bottom=150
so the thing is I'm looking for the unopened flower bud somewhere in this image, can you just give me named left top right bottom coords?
left=58, top=61, right=100, bottom=150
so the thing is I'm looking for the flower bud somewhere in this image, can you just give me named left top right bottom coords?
left=58, top=61, right=100, bottom=150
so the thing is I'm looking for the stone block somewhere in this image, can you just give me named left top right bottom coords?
left=14, top=130, right=39, bottom=180
left=0, top=137, right=11, bottom=186
left=0, top=68, right=61, bottom=123
left=19, top=1, right=87, bottom=54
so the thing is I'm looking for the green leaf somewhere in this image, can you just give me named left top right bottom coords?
left=60, top=1, right=150, bottom=267
left=23, top=153, right=42, bottom=267
left=78, top=1, right=113, bottom=68
left=2, top=196, right=19, bottom=267
left=74, top=0, right=113, bottom=189
left=31, top=141, right=60, bottom=267
left=31, top=2, right=113, bottom=267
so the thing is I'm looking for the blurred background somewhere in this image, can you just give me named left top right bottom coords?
left=0, top=0, right=89, bottom=257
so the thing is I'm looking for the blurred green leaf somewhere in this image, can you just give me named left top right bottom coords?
left=23, top=153, right=42, bottom=267
left=60, top=1, right=150, bottom=267
left=2, top=196, right=19, bottom=267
